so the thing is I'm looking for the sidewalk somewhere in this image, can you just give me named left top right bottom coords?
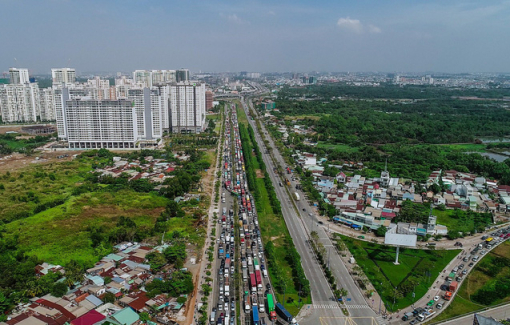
left=321, top=215, right=509, bottom=324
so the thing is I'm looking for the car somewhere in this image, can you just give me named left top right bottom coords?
left=225, top=302, right=229, bottom=311
left=440, top=284, right=448, bottom=291
left=462, top=269, right=467, bottom=275
left=410, top=319, right=418, bottom=325
left=357, top=235, right=365, bottom=239
left=434, top=295, right=440, bottom=301
left=436, top=303, right=443, bottom=309
left=230, top=311, right=235, bottom=317
left=302, top=208, right=306, bottom=211
left=318, top=221, right=324, bottom=225
left=427, top=300, right=435, bottom=306
left=266, top=283, right=271, bottom=290
left=469, top=262, right=474, bottom=267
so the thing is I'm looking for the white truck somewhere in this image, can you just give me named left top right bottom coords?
left=418, top=310, right=436, bottom=322
left=224, top=278, right=230, bottom=297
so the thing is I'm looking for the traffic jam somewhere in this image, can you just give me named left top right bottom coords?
left=211, top=104, right=293, bottom=325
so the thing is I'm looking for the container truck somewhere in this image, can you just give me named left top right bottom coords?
left=449, top=281, right=458, bottom=292
left=250, top=273, right=257, bottom=292
left=275, top=303, right=293, bottom=322
left=224, top=277, right=230, bottom=297
left=267, top=294, right=277, bottom=321
left=245, top=295, right=251, bottom=311
left=254, top=258, right=260, bottom=271
left=252, top=306, right=260, bottom=325
left=255, top=270, right=263, bottom=289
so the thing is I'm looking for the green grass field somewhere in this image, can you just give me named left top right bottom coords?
left=339, top=235, right=459, bottom=311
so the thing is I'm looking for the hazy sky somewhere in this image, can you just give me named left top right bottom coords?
left=1, top=0, right=509, bottom=74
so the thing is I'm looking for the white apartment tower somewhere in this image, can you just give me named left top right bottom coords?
left=169, top=82, right=206, bottom=134
left=0, top=83, right=40, bottom=122
left=9, top=68, right=30, bottom=85
left=51, top=68, right=76, bottom=85
left=127, top=88, right=163, bottom=141
left=64, top=98, right=137, bottom=149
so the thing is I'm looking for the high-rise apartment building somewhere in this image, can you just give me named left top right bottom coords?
left=127, top=88, right=163, bottom=140
left=133, top=70, right=152, bottom=88
left=176, top=69, right=190, bottom=83
left=51, top=68, right=76, bottom=85
left=169, top=82, right=206, bottom=134
left=63, top=98, right=137, bottom=149
left=9, top=68, right=30, bottom=85
left=0, top=83, right=40, bottom=122
left=205, top=90, right=213, bottom=110
left=40, top=88, right=56, bottom=121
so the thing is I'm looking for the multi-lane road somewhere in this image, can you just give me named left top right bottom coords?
left=240, top=96, right=381, bottom=325
left=210, top=104, right=283, bottom=325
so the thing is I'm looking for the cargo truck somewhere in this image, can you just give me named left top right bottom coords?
left=224, top=277, right=230, bottom=297
left=275, top=303, right=293, bottom=322
left=418, top=310, right=435, bottom=322
left=252, top=306, right=260, bottom=325
left=449, top=281, right=458, bottom=292
left=267, top=294, right=277, bottom=321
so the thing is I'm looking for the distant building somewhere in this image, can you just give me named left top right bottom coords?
left=51, top=68, right=76, bottom=85
left=0, top=83, right=40, bottom=122
left=63, top=98, right=137, bottom=149
left=176, top=69, right=190, bottom=83
left=206, top=90, right=214, bottom=110
left=9, top=68, right=30, bottom=85
left=169, top=82, right=206, bottom=133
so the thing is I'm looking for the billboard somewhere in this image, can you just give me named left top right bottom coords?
left=384, top=233, right=417, bottom=247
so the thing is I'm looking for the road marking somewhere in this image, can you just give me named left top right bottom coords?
left=313, top=304, right=372, bottom=309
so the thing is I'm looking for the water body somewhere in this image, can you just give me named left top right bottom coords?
left=465, top=152, right=510, bottom=162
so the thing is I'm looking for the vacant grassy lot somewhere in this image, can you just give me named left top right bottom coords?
left=3, top=190, right=167, bottom=265
left=0, top=159, right=91, bottom=223
left=317, top=142, right=360, bottom=153
left=433, top=241, right=510, bottom=322
left=339, top=235, right=459, bottom=311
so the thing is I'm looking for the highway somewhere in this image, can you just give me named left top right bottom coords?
left=210, top=103, right=280, bottom=325
left=239, top=95, right=381, bottom=325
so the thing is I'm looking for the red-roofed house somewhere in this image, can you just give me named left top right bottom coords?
left=71, top=310, right=105, bottom=325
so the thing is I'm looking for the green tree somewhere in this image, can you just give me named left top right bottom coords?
left=103, top=292, right=116, bottom=303
left=139, top=312, right=150, bottom=323
left=163, top=243, right=187, bottom=264
left=375, top=226, right=388, bottom=237
left=146, top=252, right=167, bottom=272
left=51, top=282, right=69, bottom=297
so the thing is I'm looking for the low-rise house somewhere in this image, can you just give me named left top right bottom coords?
left=103, top=307, right=139, bottom=325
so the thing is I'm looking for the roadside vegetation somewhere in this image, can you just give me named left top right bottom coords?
left=336, top=234, right=460, bottom=312
left=236, top=104, right=310, bottom=315
left=433, top=241, right=510, bottom=322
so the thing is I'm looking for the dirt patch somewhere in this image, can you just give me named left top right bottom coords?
left=0, top=151, right=81, bottom=173
left=0, top=125, right=27, bottom=135
left=255, top=169, right=264, bottom=178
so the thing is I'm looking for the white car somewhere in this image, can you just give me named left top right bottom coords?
left=224, top=302, right=229, bottom=311
left=433, top=295, right=440, bottom=301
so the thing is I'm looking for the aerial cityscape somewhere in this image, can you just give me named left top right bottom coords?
left=1, top=1, right=510, bottom=325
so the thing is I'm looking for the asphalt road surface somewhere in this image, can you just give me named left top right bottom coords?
left=241, top=96, right=381, bottom=325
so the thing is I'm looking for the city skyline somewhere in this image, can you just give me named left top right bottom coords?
left=1, top=0, right=510, bottom=74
